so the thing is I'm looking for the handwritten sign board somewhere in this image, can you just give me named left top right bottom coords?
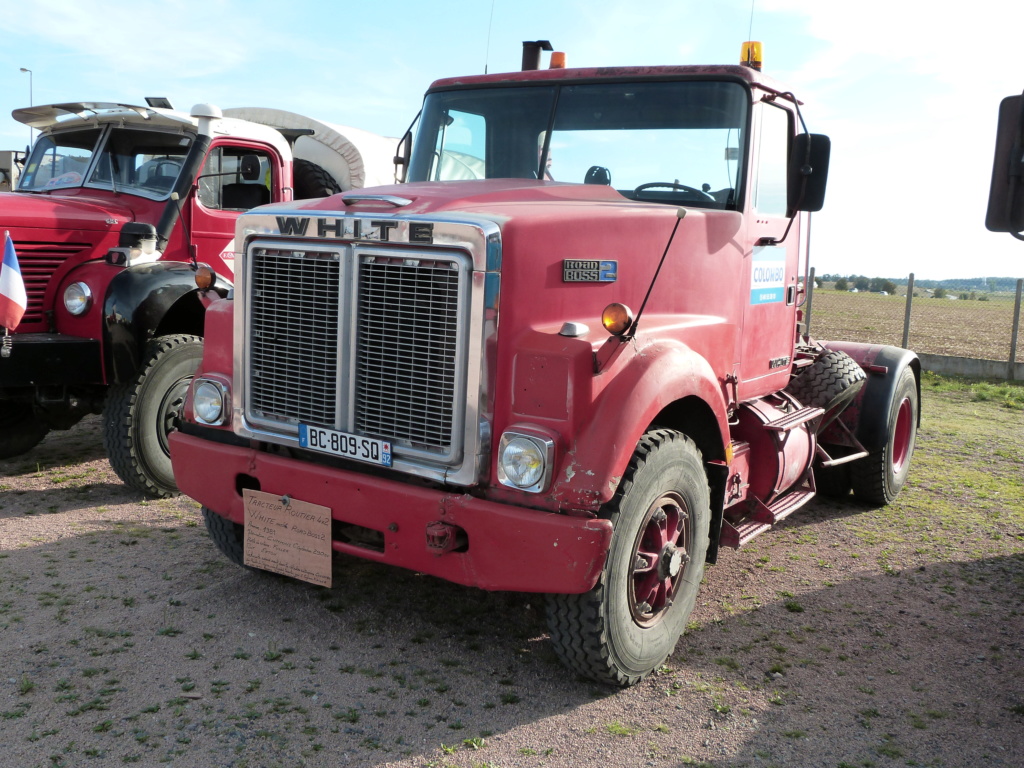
left=243, top=490, right=332, bottom=587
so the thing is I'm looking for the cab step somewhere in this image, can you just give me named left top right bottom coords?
left=719, top=485, right=816, bottom=548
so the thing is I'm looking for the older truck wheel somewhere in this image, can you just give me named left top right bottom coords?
left=546, top=429, right=711, bottom=686
left=850, top=366, right=918, bottom=505
left=103, top=334, right=202, bottom=498
left=0, top=404, right=49, bottom=459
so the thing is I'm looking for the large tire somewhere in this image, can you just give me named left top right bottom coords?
left=787, top=350, right=866, bottom=425
left=0, top=403, right=49, bottom=460
left=850, top=366, right=918, bottom=505
left=293, top=158, right=342, bottom=199
left=103, top=334, right=203, bottom=498
left=203, top=507, right=248, bottom=568
left=546, top=429, right=711, bottom=687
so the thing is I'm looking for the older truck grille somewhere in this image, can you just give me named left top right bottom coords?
left=10, top=241, right=90, bottom=325
left=246, top=246, right=466, bottom=459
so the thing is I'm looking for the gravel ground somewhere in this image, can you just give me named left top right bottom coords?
left=1, top=383, right=1022, bottom=768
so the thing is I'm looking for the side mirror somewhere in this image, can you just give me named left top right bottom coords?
left=394, top=131, right=412, bottom=183
left=239, top=154, right=262, bottom=182
left=788, top=133, right=830, bottom=215
left=985, top=93, right=1024, bottom=234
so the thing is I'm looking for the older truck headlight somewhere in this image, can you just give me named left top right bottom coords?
left=63, top=282, right=93, bottom=315
left=192, top=379, right=229, bottom=425
left=497, top=429, right=555, bottom=493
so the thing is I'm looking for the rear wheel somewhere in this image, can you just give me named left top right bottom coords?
left=202, top=507, right=248, bottom=568
left=103, top=334, right=202, bottom=498
left=850, top=366, right=918, bottom=505
left=546, top=430, right=710, bottom=686
left=0, top=403, right=49, bottom=459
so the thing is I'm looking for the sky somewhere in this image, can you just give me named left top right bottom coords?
left=0, top=0, right=1021, bottom=281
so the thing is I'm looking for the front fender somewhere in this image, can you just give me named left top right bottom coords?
left=103, top=262, right=231, bottom=382
left=821, top=341, right=921, bottom=451
left=550, top=338, right=730, bottom=510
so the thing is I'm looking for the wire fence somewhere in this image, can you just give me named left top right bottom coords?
left=804, top=273, right=1023, bottom=368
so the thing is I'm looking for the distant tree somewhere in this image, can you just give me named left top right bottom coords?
left=933, top=287, right=947, bottom=298
left=854, top=276, right=870, bottom=291
left=815, top=278, right=823, bottom=288
left=834, top=277, right=848, bottom=291
left=881, top=279, right=897, bottom=294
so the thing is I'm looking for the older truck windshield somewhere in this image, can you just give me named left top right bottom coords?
left=20, top=126, right=193, bottom=199
left=408, top=79, right=749, bottom=208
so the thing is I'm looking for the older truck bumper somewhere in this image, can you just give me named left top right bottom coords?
left=169, top=431, right=613, bottom=594
left=0, top=334, right=102, bottom=387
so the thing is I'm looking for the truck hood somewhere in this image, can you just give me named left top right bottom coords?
left=0, top=191, right=137, bottom=232
left=289, top=179, right=631, bottom=217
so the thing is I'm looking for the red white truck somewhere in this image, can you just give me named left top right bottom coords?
left=170, top=44, right=921, bottom=686
left=0, top=100, right=395, bottom=496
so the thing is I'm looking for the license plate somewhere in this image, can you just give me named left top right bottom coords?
left=298, top=425, right=393, bottom=467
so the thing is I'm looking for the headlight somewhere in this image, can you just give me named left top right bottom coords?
left=193, top=379, right=228, bottom=425
left=497, top=430, right=555, bottom=493
left=63, top=282, right=93, bottom=315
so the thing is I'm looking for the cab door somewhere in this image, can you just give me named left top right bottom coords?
left=737, top=98, right=801, bottom=401
left=189, top=142, right=277, bottom=279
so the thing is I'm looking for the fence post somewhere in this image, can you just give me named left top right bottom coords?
left=902, top=273, right=915, bottom=349
left=1010, top=278, right=1023, bottom=381
left=804, top=266, right=815, bottom=337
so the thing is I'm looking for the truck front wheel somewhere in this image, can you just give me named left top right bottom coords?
left=0, top=404, right=49, bottom=459
left=202, top=507, right=248, bottom=567
left=103, top=334, right=202, bottom=498
left=850, top=366, right=918, bottom=505
left=546, top=429, right=711, bottom=686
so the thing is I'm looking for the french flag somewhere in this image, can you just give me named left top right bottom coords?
left=1, top=231, right=28, bottom=330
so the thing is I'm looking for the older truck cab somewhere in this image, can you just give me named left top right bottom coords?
left=170, top=44, right=920, bottom=685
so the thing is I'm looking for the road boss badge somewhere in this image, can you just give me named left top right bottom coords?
left=563, top=259, right=618, bottom=282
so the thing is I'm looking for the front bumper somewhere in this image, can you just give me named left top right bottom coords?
left=169, top=430, right=612, bottom=594
left=0, top=334, right=102, bottom=388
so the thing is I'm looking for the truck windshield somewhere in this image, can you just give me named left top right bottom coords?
left=20, top=128, right=101, bottom=191
left=19, top=126, right=193, bottom=199
left=408, top=79, right=749, bottom=208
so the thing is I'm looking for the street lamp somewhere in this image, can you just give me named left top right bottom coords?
left=19, top=68, right=33, bottom=146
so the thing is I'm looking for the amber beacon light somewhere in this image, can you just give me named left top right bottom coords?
left=741, top=41, right=763, bottom=71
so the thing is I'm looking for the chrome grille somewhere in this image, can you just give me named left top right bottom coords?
left=248, top=248, right=341, bottom=427
left=245, top=245, right=467, bottom=459
left=356, top=257, right=460, bottom=450
left=11, top=241, right=89, bottom=324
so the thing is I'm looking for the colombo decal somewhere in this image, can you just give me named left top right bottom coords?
left=750, top=247, right=786, bottom=305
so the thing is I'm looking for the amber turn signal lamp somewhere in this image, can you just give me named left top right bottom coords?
left=194, top=263, right=217, bottom=291
left=601, top=302, right=634, bottom=336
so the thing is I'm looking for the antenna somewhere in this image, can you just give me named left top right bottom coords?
left=484, top=0, right=496, bottom=74
left=747, top=0, right=756, bottom=41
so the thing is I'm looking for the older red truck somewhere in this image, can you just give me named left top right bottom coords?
left=170, top=44, right=920, bottom=685
left=0, top=101, right=393, bottom=496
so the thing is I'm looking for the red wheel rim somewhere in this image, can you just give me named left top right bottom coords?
left=891, top=396, right=913, bottom=473
left=628, top=492, right=690, bottom=628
